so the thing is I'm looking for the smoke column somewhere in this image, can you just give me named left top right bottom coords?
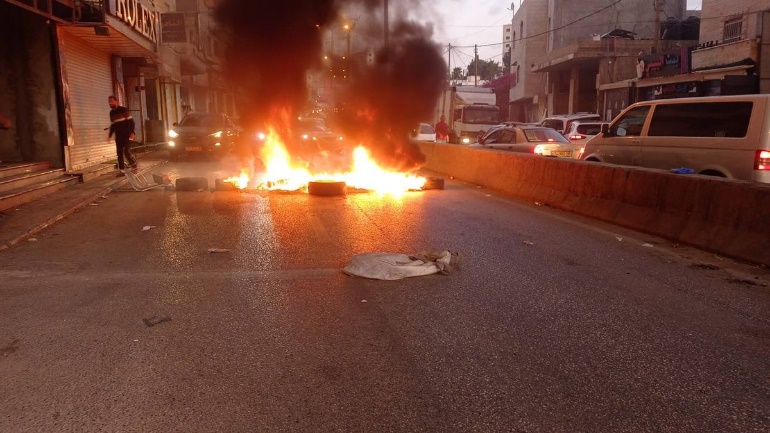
left=214, top=0, right=447, bottom=170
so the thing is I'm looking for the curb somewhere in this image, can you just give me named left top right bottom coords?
left=0, top=158, right=167, bottom=251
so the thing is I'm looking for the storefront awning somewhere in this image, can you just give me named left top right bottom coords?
left=634, top=64, right=753, bottom=88
left=60, top=17, right=158, bottom=62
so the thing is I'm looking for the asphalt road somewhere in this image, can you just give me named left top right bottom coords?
left=1, top=160, right=769, bottom=432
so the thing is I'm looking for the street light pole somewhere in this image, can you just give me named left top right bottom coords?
left=344, top=24, right=351, bottom=80
left=383, top=0, right=389, bottom=53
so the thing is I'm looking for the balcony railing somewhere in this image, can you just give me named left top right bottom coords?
left=74, top=0, right=104, bottom=24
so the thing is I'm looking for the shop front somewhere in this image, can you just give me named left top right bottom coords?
left=0, top=0, right=75, bottom=167
left=57, top=0, right=166, bottom=171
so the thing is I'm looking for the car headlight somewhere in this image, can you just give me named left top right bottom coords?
left=302, top=134, right=309, bottom=140
left=461, top=137, right=470, bottom=144
left=210, top=131, right=223, bottom=138
left=533, top=144, right=545, bottom=155
left=168, top=141, right=175, bottom=147
left=168, top=130, right=178, bottom=138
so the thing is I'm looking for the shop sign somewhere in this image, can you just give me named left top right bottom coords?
left=109, top=0, right=160, bottom=43
left=652, top=82, right=698, bottom=98
left=161, top=13, right=187, bottom=43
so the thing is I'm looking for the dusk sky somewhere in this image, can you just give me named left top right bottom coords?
left=431, top=0, right=703, bottom=69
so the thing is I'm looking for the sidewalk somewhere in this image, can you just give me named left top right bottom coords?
left=0, top=152, right=167, bottom=251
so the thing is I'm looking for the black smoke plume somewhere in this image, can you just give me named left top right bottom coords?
left=214, top=0, right=446, bottom=170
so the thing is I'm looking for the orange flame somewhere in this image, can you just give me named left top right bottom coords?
left=226, top=126, right=426, bottom=195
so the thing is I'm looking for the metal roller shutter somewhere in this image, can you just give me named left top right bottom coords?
left=60, top=31, right=115, bottom=171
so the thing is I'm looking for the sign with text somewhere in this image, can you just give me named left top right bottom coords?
left=161, top=13, right=187, bottom=43
left=108, top=0, right=160, bottom=44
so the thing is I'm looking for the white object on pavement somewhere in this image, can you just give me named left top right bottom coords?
left=343, top=251, right=459, bottom=281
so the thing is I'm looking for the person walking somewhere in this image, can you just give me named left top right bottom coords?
left=107, top=96, right=137, bottom=174
left=435, top=114, right=449, bottom=142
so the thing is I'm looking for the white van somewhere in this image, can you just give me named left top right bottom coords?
left=581, top=95, right=770, bottom=183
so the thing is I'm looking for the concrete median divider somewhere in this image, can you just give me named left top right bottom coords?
left=418, top=142, right=770, bottom=266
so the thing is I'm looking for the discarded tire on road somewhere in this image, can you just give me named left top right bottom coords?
left=308, top=180, right=346, bottom=196
left=422, top=176, right=445, bottom=190
left=214, top=178, right=239, bottom=192
left=175, top=177, right=209, bottom=191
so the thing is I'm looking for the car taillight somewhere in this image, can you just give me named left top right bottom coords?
left=756, top=150, right=770, bottom=170
left=569, top=134, right=586, bottom=140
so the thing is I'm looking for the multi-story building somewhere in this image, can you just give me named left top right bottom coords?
left=503, top=24, right=513, bottom=57
left=529, top=0, right=689, bottom=119
left=508, top=0, right=548, bottom=122
left=0, top=0, right=231, bottom=172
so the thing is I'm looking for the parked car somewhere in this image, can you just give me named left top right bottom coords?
left=411, top=123, right=437, bottom=141
left=294, top=116, right=345, bottom=153
left=581, top=95, right=770, bottom=183
left=167, top=113, right=238, bottom=160
left=471, top=125, right=582, bottom=158
left=539, top=113, right=602, bottom=135
left=564, top=121, right=609, bottom=145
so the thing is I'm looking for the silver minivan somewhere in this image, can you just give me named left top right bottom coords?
left=581, top=95, right=770, bottom=183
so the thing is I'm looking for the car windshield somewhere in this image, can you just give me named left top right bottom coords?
left=179, top=114, right=224, bottom=128
left=576, top=124, right=603, bottom=135
left=298, top=119, right=329, bottom=132
left=523, top=128, right=570, bottom=143
left=462, top=107, right=499, bottom=124
left=419, top=124, right=435, bottom=134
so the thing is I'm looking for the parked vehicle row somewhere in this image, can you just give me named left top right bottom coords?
left=581, top=94, right=770, bottom=184
left=461, top=95, right=770, bottom=185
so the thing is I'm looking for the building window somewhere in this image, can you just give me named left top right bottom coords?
left=723, top=18, right=743, bottom=42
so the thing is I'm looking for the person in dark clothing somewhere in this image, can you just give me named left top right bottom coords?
left=108, top=95, right=137, bottom=172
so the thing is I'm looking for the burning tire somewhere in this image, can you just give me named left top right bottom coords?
left=307, top=180, right=346, bottom=196
left=422, top=176, right=445, bottom=190
left=175, top=176, right=209, bottom=192
left=214, top=178, right=240, bottom=192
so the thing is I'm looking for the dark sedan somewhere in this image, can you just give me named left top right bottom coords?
left=167, top=113, right=238, bottom=160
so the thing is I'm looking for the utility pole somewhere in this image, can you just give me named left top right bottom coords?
left=345, top=24, right=351, bottom=80
left=442, top=44, right=451, bottom=120
left=653, top=0, right=661, bottom=53
left=383, top=0, right=389, bottom=54
left=474, top=44, right=478, bottom=87
left=447, top=43, right=452, bottom=83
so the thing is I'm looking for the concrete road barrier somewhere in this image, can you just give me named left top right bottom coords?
left=419, top=142, right=770, bottom=266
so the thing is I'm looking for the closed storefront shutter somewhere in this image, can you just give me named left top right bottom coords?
left=60, top=31, right=115, bottom=171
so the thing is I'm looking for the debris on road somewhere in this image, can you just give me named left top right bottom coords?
left=207, top=248, right=231, bottom=253
left=361, top=300, right=368, bottom=303
left=27, top=238, right=37, bottom=242
left=143, top=315, right=171, bottom=327
left=642, top=243, right=654, bottom=248
left=176, top=177, right=209, bottom=192
left=616, top=237, right=623, bottom=242
left=141, top=225, right=157, bottom=232
left=523, top=240, right=535, bottom=245
left=89, top=203, right=99, bottom=206
left=343, top=250, right=461, bottom=280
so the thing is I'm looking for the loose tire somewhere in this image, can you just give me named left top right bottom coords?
left=307, top=180, right=346, bottom=196
left=422, top=176, right=445, bottom=190
left=175, top=176, right=209, bottom=191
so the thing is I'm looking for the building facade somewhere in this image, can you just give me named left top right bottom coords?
left=508, top=0, right=548, bottom=122
left=0, top=0, right=231, bottom=172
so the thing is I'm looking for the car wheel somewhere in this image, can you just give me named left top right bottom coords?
left=308, top=180, right=346, bottom=196
left=422, top=176, right=445, bottom=190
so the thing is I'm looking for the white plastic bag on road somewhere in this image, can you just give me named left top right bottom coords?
left=343, top=251, right=460, bottom=281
